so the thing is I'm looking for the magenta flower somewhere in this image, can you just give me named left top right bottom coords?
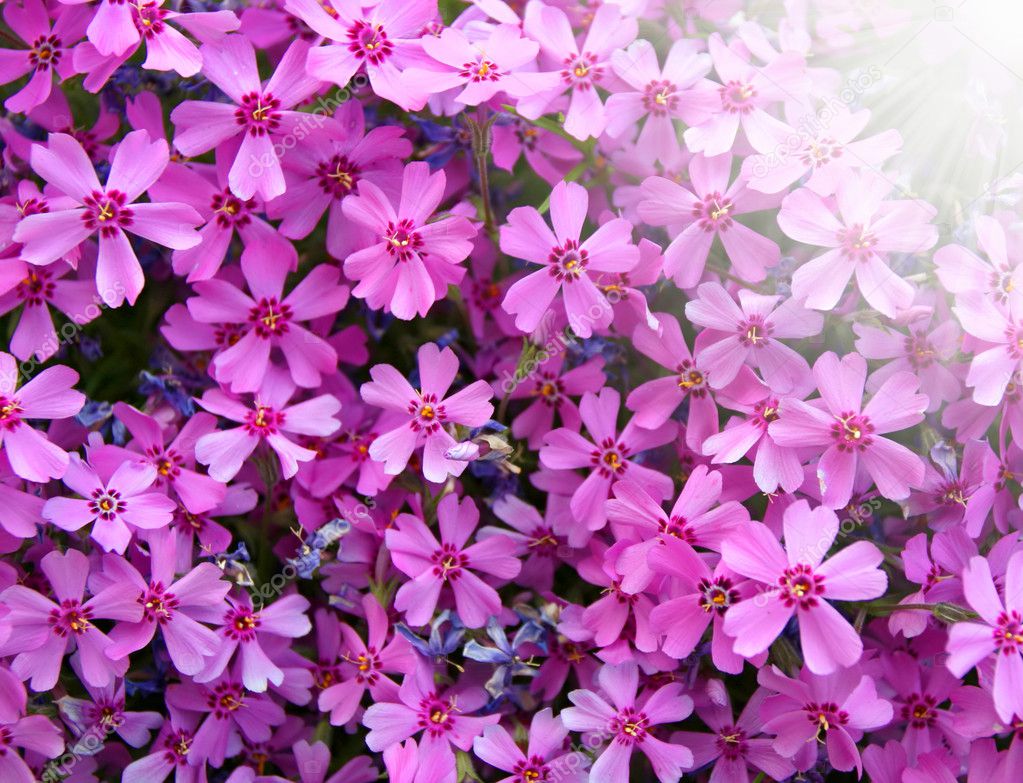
left=0, top=0, right=88, bottom=113
left=561, top=661, right=694, bottom=783
left=540, top=387, right=677, bottom=531
left=639, top=153, right=781, bottom=288
left=758, top=664, right=893, bottom=775
left=98, top=528, right=229, bottom=676
left=267, top=101, right=411, bottom=260
left=684, top=281, right=823, bottom=392
left=722, top=500, right=888, bottom=674
left=473, top=708, right=585, bottom=783
left=170, top=36, right=320, bottom=201
left=194, top=383, right=342, bottom=482
left=0, top=709, right=63, bottom=782
left=57, top=677, right=163, bottom=749
left=342, top=162, right=476, bottom=320
left=946, top=551, right=1023, bottom=724
left=195, top=592, right=311, bottom=692
left=606, top=39, right=715, bottom=163
left=768, top=351, right=927, bottom=509
left=187, top=249, right=349, bottom=393
left=360, top=342, right=494, bottom=483
left=518, top=3, right=638, bottom=140
left=362, top=662, right=500, bottom=759
left=501, top=181, right=639, bottom=337
left=778, top=172, right=938, bottom=317
left=283, top=0, right=436, bottom=110
left=403, top=25, right=545, bottom=106
left=0, top=548, right=140, bottom=690
left=43, top=454, right=176, bottom=553
left=386, top=493, right=521, bottom=629
left=0, top=351, right=84, bottom=482
left=13, top=130, right=203, bottom=306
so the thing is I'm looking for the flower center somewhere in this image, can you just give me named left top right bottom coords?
left=548, top=239, right=589, bottom=282
left=347, top=20, right=393, bottom=64
left=720, top=80, right=756, bottom=113
left=592, top=438, right=629, bottom=477
left=838, top=223, right=878, bottom=260
left=901, top=694, right=938, bottom=728
left=610, top=707, right=648, bottom=744
left=805, top=701, right=848, bottom=739
left=249, top=297, right=293, bottom=338
left=715, top=726, right=748, bottom=760
left=699, top=577, right=739, bottom=614
left=83, top=190, right=133, bottom=236
left=694, top=192, right=734, bottom=231
left=317, top=154, right=360, bottom=198
left=235, top=92, right=282, bottom=136
left=513, top=757, right=551, bottom=783
left=739, top=316, right=771, bottom=347
left=562, top=53, right=602, bottom=88
left=995, top=610, right=1023, bottom=653
left=132, top=2, right=168, bottom=36
left=226, top=609, right=261, bottom=641
left=245, top=405, right=283, bottom=436
left=29, top=35, right=62, bottom=70
left=830, top=412, right=874, bottom=451
left=778, top=564, right=825, bottom=608
left=418, top=694, right=458, bottom=736
left=49, top=600, right=94, bottom=636
left=209, top=683, right=245, bottom=717
left=409, top=392, right=444, bottom=432
left=462, top=58, right=501, bottom=82
left=431, top=543, right=468, bottom=581
left=211, top=190, right=253, bottom=227
left=0, top=396, right=23, bottom=430
left=89, top=489, right=125, bottom=520
left=383, top=218, right=424, bottom=261
left=141, top=582, right=180, bottom=624
left=642, top=80, right=678, bottom=115
left=677, top=359, right=708, bottom=396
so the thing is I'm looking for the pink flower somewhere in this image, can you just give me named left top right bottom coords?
left=952, top=292, right=1023, bottom=406
left=946, top=551, right=1023, bottom=724
left=0, top=548, right=140, bottom=690
left=639, top=153, right=781, bottom=288
left=777, top=172, right=938, bottom=317
left=934, top=215, right=1021, bottom=306
left=473, top=708, right=586, bottom=783
left=518, top=3, right=638, bottom=140
left=0, top=351, right=84, bottom=482
left=0, top=0, right=88, bottom=113
left=361, top=343, right=494, bottom=483
left=403, top=25, right=545, bottom=106
left=769, top=351, right=928, bottom=508
left=684, top=281, right=822, bottom=392
left=283, top=0, right=436, bottom=110
left=561, top=661, right=694, bottom=783
left=758, top=664, right=893, bottom=775
left=170, top=36, right=320, bottom=201
left=606, top=39, right=715, bottom=163
left=540, top=387, right=677, bottom=531
left=501, top=181, right=639, bottom=337
left=722, top=500, right=888, bottom=674
left=43, top=454, right=177, bottom=553
left=195, top=382, right=342, bottom=482
left=683, top=32, right=807, bottom=156
left=186, top=249, right=348, bottom=393
left=13, top=130, right=203, bottom=306
left=342, top=162, right=476, bottom=320
left=386, top=493, right=521, bottom=629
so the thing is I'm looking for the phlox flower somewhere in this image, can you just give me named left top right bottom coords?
left=57, top=675, right=163, bottom=750
left=722, top=499, right=888, bottom=674
left=194, top=381, right=342, bottom=482
left=890, top=529, right=974, bottom=638
left=283, top=0, right=436, bottom=110
left=13, top=130, right=203, bottom=306
left=501, top=181, right=639, bottom=337
left=908, top=440, right=998, bottom=535
left=953, top=292, right=1023, bottom=407
left=486, top=494, right=568, bottom=591
left=639, top=153, right=781, bottom=288
left=402, top=24, right=546, bottom=107
left=94, top=528, right=229, bottom=676
left=540, top=387, right=677, bottom=531
left=186, top=248, right=348, bottom=393
left=342, top=162, right=476, bottom=320
left=386, top=493, right=521, bottom=629
left=684, top=281, right=823, bottom=392
left=605, top=39, right=715, bottom=163
left=945, top=551, right=1023, bottom=724
left=757, top=664, right=893, bottom=775
left=43, top=453, right=176, bottom=554
left=0, top=0, right=88, bottom=114
left=0, top=700, right=63, bottom=782
left=383, top=738, right=456, bottom=783
left=560, top=661, right=694, bottom=783
left=360, top=342, right=494, bottom=483
left=0, top=548, right=140, bottom=690
left=0, top=351, right=84, bottom=482
left=933, top=215, right=1022, bottom=307
left=473, top=707, right=586, bottom=783
left=778, top=172, right=938, bottom=317
left=362, top=661, right=501, bottom=761
left=120, top=708, right=204, bottom=783
left=769, top=351, right=928, bottom=509
left=170, top=36, right=320, bottom=201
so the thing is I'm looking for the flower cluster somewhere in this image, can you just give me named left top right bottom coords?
left=0, top=1, right=1019, bottom=782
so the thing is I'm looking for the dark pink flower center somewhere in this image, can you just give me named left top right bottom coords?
left=343, top=646, right=382, bottom=685
left=995, top=610, right=1023, bottom=654
left=317, top=154, right=361, bottom=198
left=249, top=297, right=293, bottom=338
left=715, top=725, right=748, bottom=760
left=147, top=446, right=184, bottom=480
left=132, top=2, right=168, bottom=36
left=738, top=315, right=771, bottom=347
left=562, top=53, right=602, bottom=88
left=211, top=190, right=253, bottom=228
left=936, top=479, right=969, bottom=508
left=163, top=729, right=194, bottom=764
left=548, top=239, right=589, bottom=281
left=141, top=581, right=179, bottom=624
left=83, top=190, right=133, bottom=236
left=527, top=526, right=559, bottom=556
left=591, top=437, right=629, bottom=478
left=29, top=35, right=62, bottom=71
left=431, top=543, right=468, bottom=581
left=471, top=277, right=502, bottom=311
left=801, top=137, right=842, bottom=168
left=900, top=693, right=938, bottom=728
left=778, top=563, right=825, bottom=608
left=804, top=701, right=849, bottom=736
left=830, top=412, right=874, bottom=451
left=642, top=80, right=678, bottom=116
left=347, top=20, right=393, bottom=64
left=533, top=372, right=565, bottom=407
left=659, top=515, right=695, bottom=541
left=693, top=192, right=734, bottom=231
left=461, top=58, right=501, bottom=82
left=224, top=608, right=261, bottom=641
left=699, top=576, right=739, bottom=614
left=236, top=92, right=282, bottom=137
left=207, top=682, right=246, bottom=718
left=245, top=405, right=284, bottom=436
left=16, top=269, right=54, bottom=305
left=418, top=693, right=457, bottom=736
left=677, top=359, right=709, bottom=397
left=384, top=219, right=424, bottom=262
left=49, top=599, right=93, bottom=637
left=989, top=265, right=1016, bottom=304
left=16, top=197, right=48, bottom=217
left=754, top=398, right=781, bottom=429
left=409, top=392, right=445, bottom=433
left=513, top=756, right=551, bottom=783
left=719, top=80, right=756, bottom=113
left=904, top=331, right=937, bottom=368
left=838, top=223, right=878, bottom=261
left=0, top=396, right=23, bottom=431
left=89, top=489, right=126, bottom=520
left=610, top=706, right=649, bottom=744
